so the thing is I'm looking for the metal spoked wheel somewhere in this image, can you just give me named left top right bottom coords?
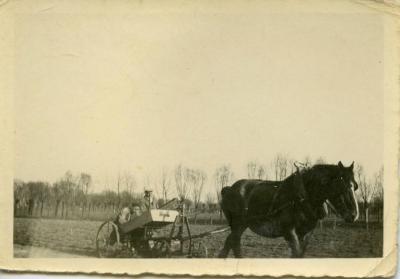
left=96, top=220, right=123, bottom=258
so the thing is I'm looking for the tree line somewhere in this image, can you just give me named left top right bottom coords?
left=14, top=154, right=383, bottom=224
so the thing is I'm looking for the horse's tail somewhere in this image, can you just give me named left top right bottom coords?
left=221, top=186, right=238, bottom=206
left=220, top=186, right=233, bottom=225
left=221, top=186, right=245, bottom=223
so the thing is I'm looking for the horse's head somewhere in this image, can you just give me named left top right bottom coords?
left=325, top=161, right=359, bottom=223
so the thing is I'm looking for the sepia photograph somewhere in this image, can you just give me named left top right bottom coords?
left=0, top=0, right=398, bottom=277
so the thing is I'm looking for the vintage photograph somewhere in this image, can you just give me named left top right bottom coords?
left=12, top=12, right=384, bottom=260
left=1, top=0, right=398, bottom=277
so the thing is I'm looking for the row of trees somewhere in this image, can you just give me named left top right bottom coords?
left=14, top=171, right=93, bottom=218
left=14, top=154, right=384, bottom=224
left=355, top=165, right=384, bottom=226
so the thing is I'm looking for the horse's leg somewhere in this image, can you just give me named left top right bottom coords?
left=231, top=226, right=246, bottom=258
left=218, top=211, right=233, bottom=258
left=299, top=231, right=314, bottom=257
left=218, top=218, right=245, bottom=258
left=218, top=233, right=232, bottom=258
left=284, top=229, right=302, bottom=258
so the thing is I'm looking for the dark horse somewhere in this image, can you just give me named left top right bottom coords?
left=219, top=161, right=359, bottom=258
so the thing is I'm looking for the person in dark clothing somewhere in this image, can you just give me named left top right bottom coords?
left=109, top=202, right=143, bottom=245
left=115, top=202, right=143, bottom=225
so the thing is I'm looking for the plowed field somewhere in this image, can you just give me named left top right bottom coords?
left=14, top=218, right=382, bottom=258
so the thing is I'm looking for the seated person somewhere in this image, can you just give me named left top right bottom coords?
left=116, top=202, right=143, bottom=225
left=110, top=202, right=143, bottom=245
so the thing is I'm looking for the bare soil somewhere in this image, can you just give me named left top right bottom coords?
left=14, top=244, right=92, bottom=258
left=13, top=217, right=382, bottom=258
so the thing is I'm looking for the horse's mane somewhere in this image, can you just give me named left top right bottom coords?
left=284, top=164, right=338, bottom=180
left=300, top=164, right=341, bottom=190
left=274, top=164, right=341, bottom=205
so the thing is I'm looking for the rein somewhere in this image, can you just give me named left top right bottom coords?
left=246, top=173, right=311, bottom=222
left=245, top=166, right=344, bottom=223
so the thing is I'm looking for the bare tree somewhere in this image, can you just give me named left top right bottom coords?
left=373, top=167, right=384, bottom=223
left=78, top=173, right=92, bottom=217
left=355, top=164, right=377, bottom=229
left=123, top=171, right=136, bottom=196
left=257, top=165, right=267, bottom=179
left=37, top=182, right=50, bottom=217
left=13, top=179, right=26, bottom=216
left=174, top=165, right=191, bottom=200
left=79, top=173, right=92, bottom=195
left=104, top=189, right=118, bottom=212
left=159, top=168, right=171, bottom=203
left=205, top=192, right=216, bottom=212
left=51, top=181, right=63, bottom=217
left=116, top=172, right=122, bottom=209
left=247, top=161, right=257, bottom=179
left=143, top=174, right=153, bottom=191
left=247, top=161, right=267, bottom=179
left=190, top=169, right=207, bottom=212
left=62, top=171, right=76, bottom=218
left=272, top=153, right=288, bottom=181
left=374, top=167, right=384, bottom=200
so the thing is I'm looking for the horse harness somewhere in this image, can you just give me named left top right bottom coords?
left=245, top=182, right=317, bottom=222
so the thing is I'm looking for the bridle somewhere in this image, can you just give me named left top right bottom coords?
left=323, top=175, right=357, bottom=217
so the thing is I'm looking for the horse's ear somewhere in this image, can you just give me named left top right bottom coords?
left=349, top=161, right=354, bottom=171
left=338, top=161, right=344, bottom=168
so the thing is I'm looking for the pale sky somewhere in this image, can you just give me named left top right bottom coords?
left=14, top=10, right=383, bottom=195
